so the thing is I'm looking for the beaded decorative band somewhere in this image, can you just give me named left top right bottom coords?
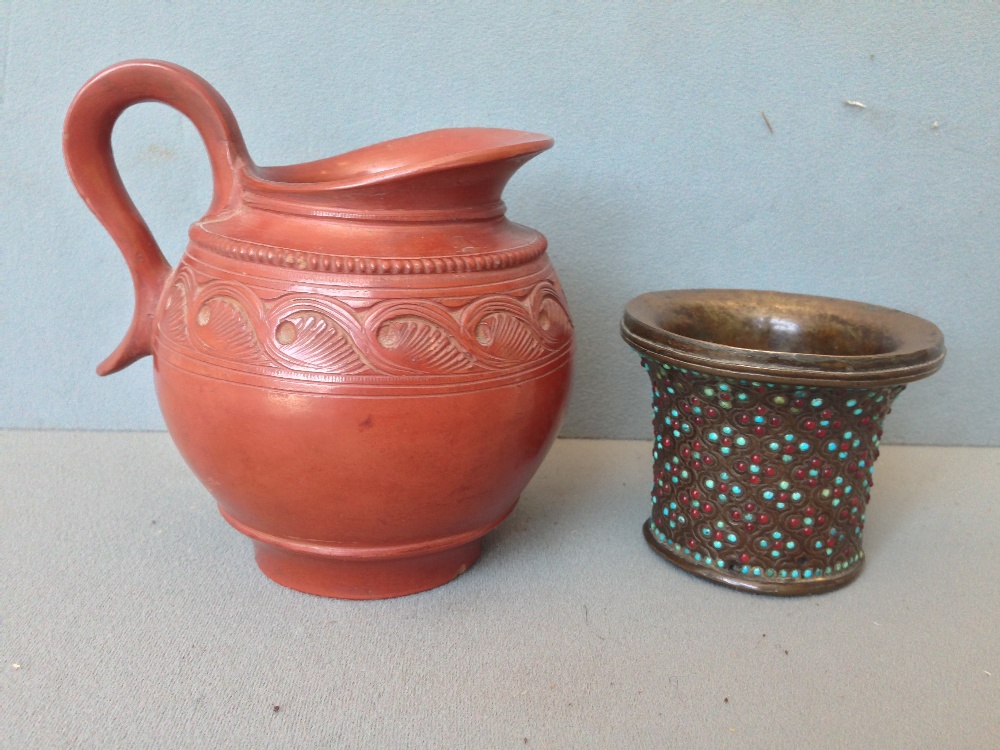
left=190, top=226, right=548, bottom=275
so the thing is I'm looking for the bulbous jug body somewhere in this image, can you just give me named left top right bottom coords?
left=64, top=60, right=573, bottom=599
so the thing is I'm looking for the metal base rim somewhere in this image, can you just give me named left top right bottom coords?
left=643, top=522, right=864, bottom=596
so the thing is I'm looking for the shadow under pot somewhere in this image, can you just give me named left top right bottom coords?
left=620, top=289, right=945, bottom=595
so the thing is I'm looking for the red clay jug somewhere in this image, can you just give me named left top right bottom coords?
left=64, top=60, right=573, bottom=599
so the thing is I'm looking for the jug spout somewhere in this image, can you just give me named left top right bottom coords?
left=242, top=128, right=554, bottom=219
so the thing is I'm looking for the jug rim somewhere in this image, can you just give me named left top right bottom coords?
left=244, top=127, right=554, bottom=192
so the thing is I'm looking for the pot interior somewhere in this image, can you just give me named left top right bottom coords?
left=663, top=303, right=898, bottom=357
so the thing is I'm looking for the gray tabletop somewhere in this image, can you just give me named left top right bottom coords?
left=1, top=431, right=997, bottom=748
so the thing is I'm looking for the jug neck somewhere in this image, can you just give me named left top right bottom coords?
left=235, top=128, right=553, bottom=222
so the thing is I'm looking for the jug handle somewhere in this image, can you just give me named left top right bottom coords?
left=63, top=59, right=251, bottom=375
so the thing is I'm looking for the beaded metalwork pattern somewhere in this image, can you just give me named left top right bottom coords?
left=642, top=357, right=905, bottom=585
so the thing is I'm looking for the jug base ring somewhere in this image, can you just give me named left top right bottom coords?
left=216, top=500, right=517, bottom=599
left=642, top=522, right=863, bottom=596
left=252, top=538, right=482, bottom=600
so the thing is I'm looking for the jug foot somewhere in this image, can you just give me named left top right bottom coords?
left=251, top=538, right=483, bottom=600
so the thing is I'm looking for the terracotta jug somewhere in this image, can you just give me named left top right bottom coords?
left=64, top=60, right=573, bottom=599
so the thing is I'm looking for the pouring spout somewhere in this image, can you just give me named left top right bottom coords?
left=242, top=128, right=553, bottom=218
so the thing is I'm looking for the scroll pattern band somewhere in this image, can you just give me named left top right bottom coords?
left=157, top=267, right=573, bottom=382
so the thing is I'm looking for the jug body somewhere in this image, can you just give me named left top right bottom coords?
left=154, top=209, right=573, bottom=599
left=64, top=60, right=573, bottom=599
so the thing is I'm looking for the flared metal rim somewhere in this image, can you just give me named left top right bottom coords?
left=621, top=289, right=945, bottom=387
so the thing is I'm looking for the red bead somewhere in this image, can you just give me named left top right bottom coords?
left=749, top=476, right=760, bottom=484
left=703, top=456, right=714, bottom=466
left=789, top=518, right=800, bottom=528
left=731, top=510, right=741, bottom=520
left=754, top=425, right=766, bottom=436
left=758, top=514, right=770, bottom=524
left=714, top=531, right=723, bottom=540
left=807, top=478, right=818, bottom=486
left=744, top=502, right=755, bottom=511
left=737, top=414, right=751, bottom=425
left=687, top=539, right=697, bottom=549
left=691, top=509, right=701, bottom=519
left=739, top=553, right=751, bottom=563
left=755, top=405, right=767, bottom=415
left=734, top=461, right=748, bottom=472
left=764, top=466, right=777, bottom=477
left=803, top=419, right=817, bottom=430
left=811, top=457, right=822, bottom=467
left=802, top=528, right=813, bottom=536
left=794, top=468, right=807, bottom=479
left=744, top=523, right=756, bottom=532
left=751, top=454, right=763, bottom=464
left=703, top=503, right=713, bottom=513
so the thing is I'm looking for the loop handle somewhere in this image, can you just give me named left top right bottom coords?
left=63, top=59, right=251, bottom=374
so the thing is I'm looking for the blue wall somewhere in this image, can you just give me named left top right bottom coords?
left=1, top=2, right=997, bottom=443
